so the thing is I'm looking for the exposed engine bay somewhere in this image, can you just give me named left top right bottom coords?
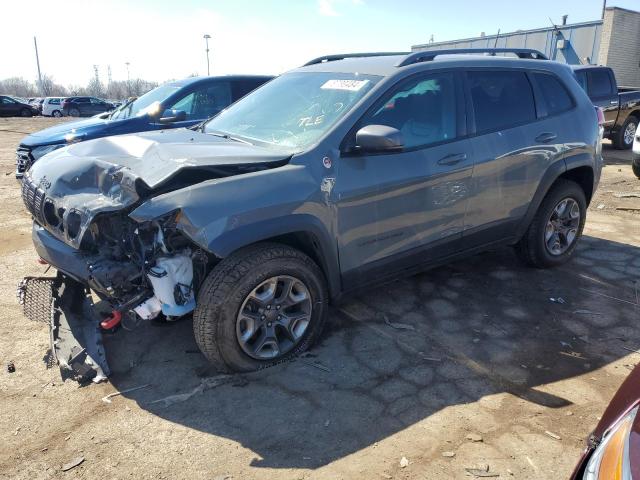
left=17, top=129, right=291, bottom=382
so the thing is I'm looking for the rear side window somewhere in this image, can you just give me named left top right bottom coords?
left=588, top=70, right=614, bottom=98
left=361, top=72, right=457, bottom=149
left=231, top=79, right=268, bottom=101
left=532, top=72, right=574, bottom=116
left=468, top=70, right=536, bottom=133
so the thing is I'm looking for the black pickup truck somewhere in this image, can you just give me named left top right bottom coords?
left=572, top=65, right=640, bottom=149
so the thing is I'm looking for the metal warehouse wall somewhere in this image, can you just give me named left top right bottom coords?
left=412, top=20, right=603, bottom=65
left=598, top=7, right=640, bottom=87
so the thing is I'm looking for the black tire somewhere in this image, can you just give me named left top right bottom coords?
left=20, top=108, right=32, bottom=117
left=52, top=110, right=62, bottom=118
left=516, top=179, right=587, bottom=268
left=69, top=108, right=80, bottom=117
left=612, top=116, right=638, bottom=150
left=633, top=162, right=640, bottom=179
left=193, top=242, right=328, bottom=373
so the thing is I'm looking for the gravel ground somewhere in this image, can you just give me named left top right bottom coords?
left=1, top=117, right=639, bottom=480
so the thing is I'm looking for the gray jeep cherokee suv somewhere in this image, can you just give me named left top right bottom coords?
left=19, top=48, right=603, bottom=382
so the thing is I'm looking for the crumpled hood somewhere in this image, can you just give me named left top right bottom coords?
left=21, top=117, right=109, bottom=146
left=24, top=128, right=290, bottom=249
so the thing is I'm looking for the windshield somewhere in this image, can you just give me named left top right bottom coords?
left=204, top=72, right=381, bottom=151
left=110, top=84, right=181, bottom=120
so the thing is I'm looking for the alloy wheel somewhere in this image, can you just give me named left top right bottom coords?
left=544, top=197, right=581, bottom=256
left=624, top=121, right=637, bottom=146
left=236, top=275, right=312, bottom=360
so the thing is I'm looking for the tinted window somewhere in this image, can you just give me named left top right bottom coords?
left=574, top=70, right=587, bottom=91
left=588, top=70, right=614, bottom=97
left=168, top=82, right=232, bottom=120
left=533, top=72, right=573, bottom=116
left=361, top=72, right=457, bottom=149
left=468, top=70, right=536, bottom=133
left=231, top=79, right=269, bottom=101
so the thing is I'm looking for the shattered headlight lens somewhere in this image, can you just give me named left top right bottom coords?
left=31, top=144, right=64, bottom=160
left=583, top=405, right=637, bottom=480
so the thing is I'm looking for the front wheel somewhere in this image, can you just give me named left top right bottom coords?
left=633, top=162, right=640, bottom=179
left=68, top=108, right=80, bottom=117
left=193, top=243, right=328, bottom=372
left=516, top=179, right=587, bottom=268
left=20, top=108, right=32, bottom=117
left=613, top=116, right=638, bottom=150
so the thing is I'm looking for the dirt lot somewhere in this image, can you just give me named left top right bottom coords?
left=1, top=117, right=639, bottom=480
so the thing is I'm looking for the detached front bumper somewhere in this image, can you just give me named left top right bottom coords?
left=17, top=274, right=110, bottom=383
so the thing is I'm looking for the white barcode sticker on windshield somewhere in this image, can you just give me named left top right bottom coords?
left=321, top=79, right=369, bottom=91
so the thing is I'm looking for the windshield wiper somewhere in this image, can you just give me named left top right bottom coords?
left=205, top=130, right=253, bottom=145
left=109, top=97, right=136, bottom=119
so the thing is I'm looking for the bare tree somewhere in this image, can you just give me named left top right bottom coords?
left=40, top=74, right=68, bottom=96
left=0, top=77, right=38, bottom=97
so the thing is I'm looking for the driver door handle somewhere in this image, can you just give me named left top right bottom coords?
left=437, top=153, right=467, bottom=166
left=535, top=132, right=557, bottom=143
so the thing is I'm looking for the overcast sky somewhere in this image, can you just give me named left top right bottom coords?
left=1, top=0, right=638, bottom=87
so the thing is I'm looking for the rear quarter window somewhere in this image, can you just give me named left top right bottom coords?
left=468, top=70, right=536, bottom=133
left=588, top=69, right=614, bottom=98
left=532, top=72, right=574, bottom=116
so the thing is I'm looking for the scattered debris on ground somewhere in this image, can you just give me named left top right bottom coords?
left=101, top=384, right=151, bottom=404
left=544, top=430, right=561, bottom=440
left=466, top=433, right=483, bottom=442
left=7, top=360, right=15, bottom=373
left=61, top=456, right=84, bottom=472
left=399, top=456, right=409, bottom=468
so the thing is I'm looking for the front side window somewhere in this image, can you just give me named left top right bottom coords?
left=358, top=72, right=457, bottom=149
left=204, top=72, right=381, bottom=152
left=468, top=70, right=536, bottom=133
left=588, top=70, right=613, bottom=98
left=168, top=82, right=231, bottom=120
left=533, top=72, right=574, bottom=116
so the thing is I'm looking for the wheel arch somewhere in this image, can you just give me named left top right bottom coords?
left=202, top=215, right=341, bottom=301
left=515, top=159, right=595, bottom=240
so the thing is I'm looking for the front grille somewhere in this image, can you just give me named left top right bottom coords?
left=21, top=174, right=46, bottom=224
left=15, top=146, right=33, bottom=176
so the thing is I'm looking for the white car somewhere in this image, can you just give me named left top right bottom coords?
left=632, top=131, right=640, bottom=178
left=41, top=97, right=65, bottom=117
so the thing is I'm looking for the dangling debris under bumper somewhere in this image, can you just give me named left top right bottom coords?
left=17, top=274, right=110, bottom=384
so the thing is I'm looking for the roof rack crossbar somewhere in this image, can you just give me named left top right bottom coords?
left=396, top=48, right=548, bottom=67
left=303, top=52, right=410, bottom=67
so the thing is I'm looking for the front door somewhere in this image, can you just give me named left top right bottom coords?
left=336, top=71, right=473, bottom=288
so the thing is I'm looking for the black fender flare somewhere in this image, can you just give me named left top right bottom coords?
left=195, top=214, right=341, bottom=301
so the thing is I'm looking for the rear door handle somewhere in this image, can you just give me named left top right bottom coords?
left=535, top=132, right=557, bottom=143
left=610, top=100, right=619, bottom=105
left=437, top=153, right=467, bottom=166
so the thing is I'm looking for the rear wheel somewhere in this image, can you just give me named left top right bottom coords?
left=613, top=116, right=638, bottom=150
left=193, top=243, right=328, bottom=372
left=69, top=108, right=80, bottom=117
left=516, top=179, right=587, bottom=268
left=632, top=162, right=640, bottom=179
left=52, top=110, right=62, bottom=118
left=20, top=108, right=32, bottom=117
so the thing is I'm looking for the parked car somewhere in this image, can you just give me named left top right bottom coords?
left=15, top=75, right=272, bottom=177
left=633, top=130, right=640, bottom=178
left=28, top=98, right=44, bottom=115
left=573, top=65, right=640, bottom=150
left=61, top=96, right=114, bottom=117
left=0, top=95, right=38, bottom=117
left=571, top=364, right=640, bottom=479
left=41, top=97, right=65, bottom=117
left=18, top=48, right=603, bottom=382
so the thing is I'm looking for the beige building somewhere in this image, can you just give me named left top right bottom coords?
left=412, top=6, right=640, bottom=87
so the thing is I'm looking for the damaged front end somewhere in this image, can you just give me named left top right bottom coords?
left=18, top=131, right=289, bottom=383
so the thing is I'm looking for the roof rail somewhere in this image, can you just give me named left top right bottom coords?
left=396, top=48, right=548, bottom=67
left=303, top=52, right=410, bottom=67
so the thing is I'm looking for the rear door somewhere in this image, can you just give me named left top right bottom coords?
left=463, top=68, right=570, bottom=243
left=336, top=71, right=474, bottom=286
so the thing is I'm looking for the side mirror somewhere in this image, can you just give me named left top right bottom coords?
left=355, top=125, right=404, bottom=152
left=158, top=109, right=187, bottom=124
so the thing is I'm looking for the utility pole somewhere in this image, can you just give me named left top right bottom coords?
left=601, top=0, right=607, bottom=19
left=33, top=36, right=43, bottom=96
left=125, top=62, right=131, bottom=96
left=204, top=34, right=211, bottom=75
